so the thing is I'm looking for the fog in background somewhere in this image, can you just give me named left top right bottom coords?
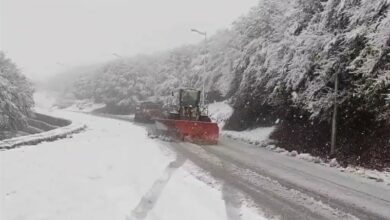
left=0, top=0, right=258, bottom=82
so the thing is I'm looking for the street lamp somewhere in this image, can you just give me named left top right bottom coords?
left=191, top=28, right=207, bottom=106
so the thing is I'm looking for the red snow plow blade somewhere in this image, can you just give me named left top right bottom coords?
left=155, top=119, right=219, bottom=145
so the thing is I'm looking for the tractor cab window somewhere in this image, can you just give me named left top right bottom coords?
left=180, top=90, right=200, bottom=107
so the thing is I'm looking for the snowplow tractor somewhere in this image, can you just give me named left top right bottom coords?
left=153, top=89, right=219, bottom=145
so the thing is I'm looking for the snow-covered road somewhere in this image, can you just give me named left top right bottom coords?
left=0, top=111, right=265, bottom=220
left=1, top=110, right=390, bottom=220
left=91, top=113, right=390, bottom=220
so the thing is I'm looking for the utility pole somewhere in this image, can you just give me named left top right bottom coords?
left=331, top=70, right=339, bottom=155
left=191, top=28, right=207, bottom=106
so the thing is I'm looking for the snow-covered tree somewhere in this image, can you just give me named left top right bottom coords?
left=226, top=0, right=390, bottom=127
left=58, top=0, right=390, bottom=167
left=0, top=52, right=34, bottom=130
left=68, top=0, right=389, bottom=128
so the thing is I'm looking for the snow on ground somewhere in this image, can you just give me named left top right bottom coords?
left=140, top=163, right=266, bottom=220
left=222, top=127, right=276, bottom=145
left=0, top=109, right=267, bottom=220
left=65, top=100, right=105, bottom=113
left=207, top=101, right=275, bottom=149
left=0, top=122, right=85, bottom=150
left=293, top=152, right=390, bottom=184
left=208, top=101, right=234, bottom=129
left=341, top=166, right=390, bottom=185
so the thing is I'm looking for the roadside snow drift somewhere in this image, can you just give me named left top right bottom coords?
left=222, top=127, right=275, bottom=145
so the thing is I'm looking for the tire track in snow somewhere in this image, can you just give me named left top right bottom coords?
left=221, top=156, right=245, bottom=220
left=222, top=182, right=244, bottom=220
left=127, top=155, right=186, bottom=220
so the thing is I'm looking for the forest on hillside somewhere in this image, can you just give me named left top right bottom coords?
left=0, top=52, right=35, bottom=132
left=64, top=0, right=390, bottom=168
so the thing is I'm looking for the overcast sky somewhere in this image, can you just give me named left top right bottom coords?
left=0, top=0, right=258, bottom=81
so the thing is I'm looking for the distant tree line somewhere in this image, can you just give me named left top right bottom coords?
left=72, top=0, right=389, bottom=125
left=69, top=0, right=390, bottom=167
left=71, top=29, right=240, bottom=112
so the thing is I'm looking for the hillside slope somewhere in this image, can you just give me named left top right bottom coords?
left=64, top=0, right=390, bottom=168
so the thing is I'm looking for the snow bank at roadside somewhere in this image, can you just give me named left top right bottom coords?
left=283, top=151, right=390, bottom=184
left=0, top=107, right=86, bottom=150
left=207, top=101, right=233, bottom=129
left=222, top=127, right=276, bottom=145
left=0, top=122, right=86, bottom=150
left=341, top=166, right=390, bottom=185
left=267, top=148, right=390, bottom=185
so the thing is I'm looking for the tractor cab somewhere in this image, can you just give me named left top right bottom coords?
left=153, top=88, right=218, bottom=144
left=179, top=89, right=200, bottom=107
left=169, top=89, right=210, bottom=122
